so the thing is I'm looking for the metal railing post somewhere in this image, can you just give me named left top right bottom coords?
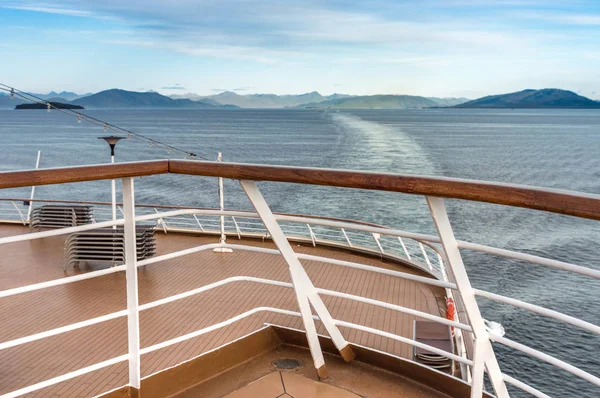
left=122, top=178, right=141, bottom=393
left=231, top=216, right=242, bottom=239
left=26, top=150, right=41, bottom=223
left=372, top=233, right=385, bottom=254
left=398, top=237, right=411, bottom=260
left=214, top=152, right=233, bottom=253
left=307, top=224, right=317, bottom=247
left=11, top=201, right=26, bottom=225
left=241, top=180, right=355, bottom=378
left=426, top=196, right=509, bottom=398
left=341, top=228, right=353, bottom=247
left=154, top=208, right=168, bottom=234
left=419, top=242, right=433, bottom=271
left=437, top=253, right=449, bottom=282
left=192, top=214, right=205, bottom=231
left=111, top=154, right=117, bottom=230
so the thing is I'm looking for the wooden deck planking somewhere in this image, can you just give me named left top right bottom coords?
left=0, top=225, right=445, bottom=397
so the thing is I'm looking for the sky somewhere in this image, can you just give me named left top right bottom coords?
left=1, top=0, right=599, bottom=99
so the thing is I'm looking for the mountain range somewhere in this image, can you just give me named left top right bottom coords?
left=0, top=89, right=463, bottom=109
left=171, top=91, right=351, bottom=108
left=1, top=88, right=598, bottom=109
left=38, top=91, right=92, bottom=101
left=71, top=89, right=233, bottom=108
left=295, top=95, right=439, bottom=109
left=456, top=89, right=600, bottom=108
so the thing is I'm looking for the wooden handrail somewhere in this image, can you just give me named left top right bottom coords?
left=170, top=160, right=600, bottom=221
left=0, top=160, right=169, bottom=189
left=0, top=159, right=598, bottom=221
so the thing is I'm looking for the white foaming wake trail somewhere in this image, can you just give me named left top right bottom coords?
left=329, top=113, right=437, bottom=175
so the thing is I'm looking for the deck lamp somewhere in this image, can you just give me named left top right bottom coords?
left=98, top=136, right=124, bottom=226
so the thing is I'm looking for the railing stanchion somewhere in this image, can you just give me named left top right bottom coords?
left=192, top=214, right=205, bottom=231
left=307, top=224, right=317, bottom=247
left=11, top=201, right=26, bottom=225
left=111, top=154, right=117, bottom=230
left=231, top=216, right=242, bottom=239
left=419, top=242, right=433, bottom=271
left=341, top=228, right=353, bottom=247
left=241, top=180, right=355, bottom=378
left=122, top=177, right=141, bottom=393
left=214, top=152, right=233, bottom=253
left=398, top=237, right=411, bottom=260
left=426, top=196, right=509, bottom=398
left=154, top=208, right=168, bottom=234
left=26, top=150, right=41, bottom=223
left=373, top=233, right=384, bottom=255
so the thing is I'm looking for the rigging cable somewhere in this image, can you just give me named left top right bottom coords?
left=0, top=83, right=207, bottom=160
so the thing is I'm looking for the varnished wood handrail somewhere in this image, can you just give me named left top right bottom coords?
left=0, top=160, right=169, bottom=189
left=170, top=160, right=600, bottom=221
left=0, top=159, right=598, bottom=221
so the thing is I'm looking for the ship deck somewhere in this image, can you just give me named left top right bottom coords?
left=0, top=224, right=447, bottom=397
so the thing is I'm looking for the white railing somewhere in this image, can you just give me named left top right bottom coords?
left=0, top=176, right=598, bottom=398
left=0, top=198, right=446, bottom=278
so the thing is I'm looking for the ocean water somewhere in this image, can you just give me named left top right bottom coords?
left=1, top=108, right=599, bottom=397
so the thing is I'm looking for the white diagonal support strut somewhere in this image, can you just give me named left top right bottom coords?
left=240, top=180, right=355, bottom=376
left=123, top=178, right=141, bottom=390
left=426, top=196, right=509, bottom=398
left=470, top=338, right=487, bottom=398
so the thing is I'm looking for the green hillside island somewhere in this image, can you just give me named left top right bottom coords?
left=294, top=95, right=440, bottom=109
left=15, top=102, right=84, bottom=110
left=456, top=88, right=600, bottom=108
left=71, top=89, right=238, bottom=108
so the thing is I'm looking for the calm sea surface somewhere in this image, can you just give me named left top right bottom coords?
left=1, top=108, right=599, bottom=397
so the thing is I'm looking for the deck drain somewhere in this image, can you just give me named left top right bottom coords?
left=273, top=358, right=303, bottom=370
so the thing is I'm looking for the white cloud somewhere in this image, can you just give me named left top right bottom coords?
left=105, top=38, right=285, bottom=64
left=545, top=14, right=600, bottom=25
left=4, top=0, right=600, bottom=96
left=2, top=5, right=92, bottom=17
left=6, top=1, right=533, bottom=52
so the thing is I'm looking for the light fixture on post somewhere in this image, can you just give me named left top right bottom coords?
left=98, top=136, right=124, bottom=227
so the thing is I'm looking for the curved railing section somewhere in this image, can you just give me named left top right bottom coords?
left=0, top=160, right=598, bottom=398
left=0, top=198, right=446, bottom=278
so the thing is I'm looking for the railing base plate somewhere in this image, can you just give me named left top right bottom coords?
left=213, top=247, right=233, bottom=253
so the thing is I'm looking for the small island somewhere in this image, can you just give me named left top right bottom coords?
left=15, top=102, right=84, bottom=110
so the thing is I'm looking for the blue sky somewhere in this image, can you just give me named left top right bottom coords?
left=1, top=0, right=599, bottom=98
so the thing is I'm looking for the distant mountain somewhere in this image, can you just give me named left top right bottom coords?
left=45, top=97, right=70, bottom=103
left=295, top=95, right=439, bottom=109
left=173, top=91, right=351, bottom=108
left=170, top=93, right=206, bottom=101
left=0, top=90, right=91, bottom=107
left=427, top=97, right=470, bottom=106
left=22, top=91, right=90, bottom=101
left=43, top=91, right=87, bottom=101
left=72, top=89, right=236, bottom=108
left=456, top=89, right=600, bottom=108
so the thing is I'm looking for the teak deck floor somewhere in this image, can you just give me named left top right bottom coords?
left=0, top=224, right=446, bottom=397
